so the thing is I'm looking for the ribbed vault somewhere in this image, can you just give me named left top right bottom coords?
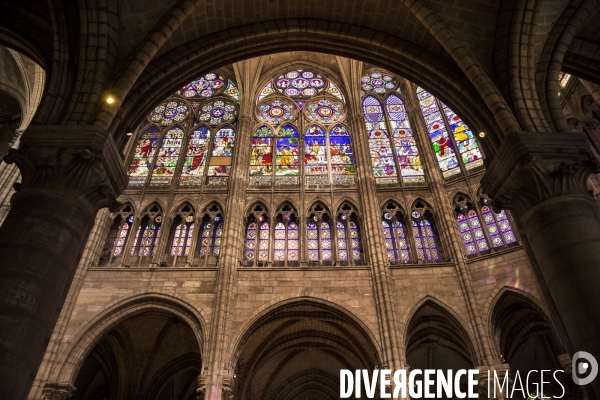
left=233, top=301, right=380, bottom=400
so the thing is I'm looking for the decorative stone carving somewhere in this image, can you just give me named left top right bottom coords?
left=481, top=132, right=599, bottom=219
left=3, top=125, right=127, bottom=213
left=42, top=382, right=76, bottom=400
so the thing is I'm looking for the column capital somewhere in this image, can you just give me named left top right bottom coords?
left=42, top=382, right=76, bottom=400
left=481, top=132, right=599, bottom=219
left=3, top=125, right=128, bottom=213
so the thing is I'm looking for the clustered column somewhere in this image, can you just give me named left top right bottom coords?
left=0, top=125, right=127, bottom=400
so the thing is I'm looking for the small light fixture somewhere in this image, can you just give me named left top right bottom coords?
left=126, top=126, right=133, bottom=136
left=478, top=131, right=486, bottom=138
left=106, top=96, right=115, bottom=104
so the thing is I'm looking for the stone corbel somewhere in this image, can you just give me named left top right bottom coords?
left=481, top=132, right=600, bottom=219
left=3, top=125, right=127, bottom=214
left=42, top=382, right=76, bottom=400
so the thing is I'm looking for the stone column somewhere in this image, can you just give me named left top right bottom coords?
left=204, top=113, right=253, bottom=400
left=481, top=131, right=600, bottom=398
left=0, top=125, right=126, bottom=400
left=348, top=113, right=404, bottom=371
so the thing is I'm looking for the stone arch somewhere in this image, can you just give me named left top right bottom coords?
left=244, top=200, right=271, bottom=217
left=404, top=297, right=480, bottom=379
left=305, top=199, right=332, bottom=216
left=109, top=21, right=506, bottom=156
left=273, top=198, right=301, bottom=215
left=229, top=296, right=382, bottom=399
left=198, top=198, right=226, bottom=216
left=170, top=198, right=197, bottom=217
left=52, top=293, right=207, bottom=384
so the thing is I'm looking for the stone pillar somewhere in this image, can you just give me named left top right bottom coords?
left=481, top=131, right=600, bottom=398
left=0, top=126, right=126, bottom=400
left=203, top=112, right=253, bottom=400
left=41, top=383, right=76, bottom=400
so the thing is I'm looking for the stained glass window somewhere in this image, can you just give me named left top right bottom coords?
left=412, top=211, right=439, bottom=261
left=198, top=215, right=223, bottom=257
left=198, top=99, right=238, bottom=126
left=274, top=217, right=299, bottom=263
left=386, top=94, right=424, bottom=182
left=256, top=98, right=297, bottom=124
left=180, top=127, right=210, bottom=185
left=481, top=206, right=517, bottom=248
left=224, top=80, right=240, bottom=102
left=559, top=72, right=571, bottom=88
left=363, top=96, right=398, bottom=184
left=441, top=103, right=483, bottom=170
left=337, top=215, right=361, bottom=263
left=275, top=69, right=326, bottom=98
left=305, top=125, right=328, bottom=185
left=244, top=220, right=258, bottom=261
left=148, top=100, right=189, bottom=126
left=326, top=80, right=345, bottom=102
left=179, top=73, right=226, bottom=98
left=307, top=221, right=319, bottom=261
left=457, top=209, right=488, bottom=256
left=132, top=215, right=162, bottom=257
left=329, top=124, right=355, bottom=185
left=361, top=71, right=397, bottom=94
left=336, top=220, right=348, bottom=261
left=249, top=125, right=274, bottom=186
left=416, top=87, right=461, bottom=178
left=206, top=127, right=235, bottom=185
left=275, top=124, right=299, bottom=185
left=382, top=212, right=410, bottom=263
left=257, top=80, right=275, bottom=102
left=320, top=221, right=332, bottom=261
left=170, top=216, right=195, bottom=257
left=304, top=98, right=345, bottom=123
left=111, top=215, right=134, bottom=257
left=128, top=127, right=161, bottom=186
left=150, top=126, right=185, bottom=185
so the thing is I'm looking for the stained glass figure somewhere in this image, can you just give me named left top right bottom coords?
left=481, top=206, right=517, bottom=247
left=363, top=96, right=398, bottom=184
left=382, top=212, right=410, bottom=263
left=416, top=87, right=461, bottom=178
left=150, top=126, right=185, bottom=185
left=412, top=211, right=439, bottom=261
left=148, top=100, right=190, bottom=126
left=128, top=126, right=161, bottom=186
left=304, top=125, right=328, bottom=185
left=180, top=127, right=211, bottom=185
left=256, top=98, right=296, bottom=125
left=441, top=103, right=483, bottom=170
left=111, top=215, right=133, bottom=257
left=275, top=69, right=325, bottom=98
left=304, top=98, right=344, bottom=123
left=361, top=71, right=397, bottom=94
left=249, top=125, right=274, bottom=186
left=387, top=94, right=425, bottom=182
left=207, top=127, right=235, bottom=185
left=275, top=124, right=299, bottom=185
left=329, top=124, right=355, bottom=185
left=198, top=99, right=237, bottom=126
left=179, top=73, right=226, bottom=98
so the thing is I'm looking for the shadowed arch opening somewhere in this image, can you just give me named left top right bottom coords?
left=71, top=311, right=202, bottom=400
left=406, top=300, right=477, bottom=399
left=491, top=291, right=580, bottom=399
left=232, top=300, right=380, bottom=400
